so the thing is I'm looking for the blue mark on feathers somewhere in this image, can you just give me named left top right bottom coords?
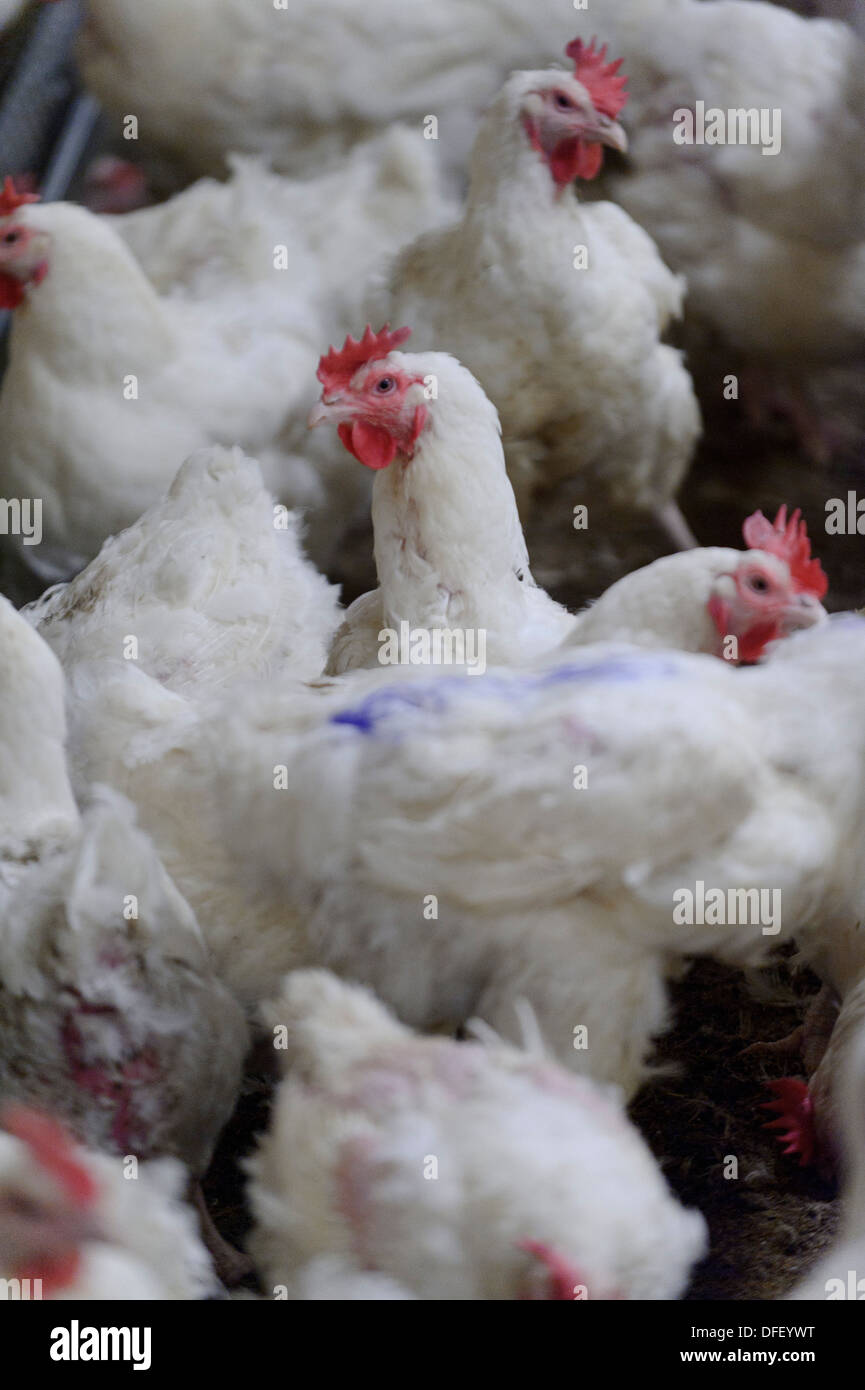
left=331, top=655, right=678, bottom=735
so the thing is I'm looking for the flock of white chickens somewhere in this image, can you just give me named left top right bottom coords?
left=0, top=0, right=864, bottom=1304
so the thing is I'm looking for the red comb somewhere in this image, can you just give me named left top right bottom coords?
left=2, top=1105, right=97, bottom=1208
left=317, top=324, right=412, bottom=394
left=0, top=175, right=39, bottom=219
left=742, top=506, right=828, bottom=599
left=762, top=1078, right=816, bottom=1167
left=565, top=38, right=628, bottom=119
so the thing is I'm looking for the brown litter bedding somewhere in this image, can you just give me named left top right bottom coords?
left=634, top=956, right=838, bottom=1300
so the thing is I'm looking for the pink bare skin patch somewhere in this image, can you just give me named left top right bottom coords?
left=518, top=1239, right=596, bottom=1300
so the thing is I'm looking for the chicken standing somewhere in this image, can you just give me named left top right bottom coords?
left=313, top=327, right=575, bottom=673
left=568, top=0, right=865, bottom=448
left=311, top=329, right=826, bottom=673
left=248, top=970, right=706, bottom=1300
left=0, top=1107, right=216, bottom=1299
left=0, top=130, right=449, bottom=578
left=380, top=40, right=701, bottom=537
left=74, top=0, right=865, bottom=434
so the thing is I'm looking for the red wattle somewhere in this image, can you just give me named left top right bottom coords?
left=338, top=419, right=398, bottom=470
left=550, top=137, right=604, bottom=187
left=0, top=271, right=26, bottom=310
left=738, top=621, right=780, bottom=664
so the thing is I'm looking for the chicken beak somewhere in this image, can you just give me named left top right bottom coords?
left=779, top=592, right=827, bottom=636
left=588, top=113, right=628, bottom=154
left=307, top=399, right=338, bottom=429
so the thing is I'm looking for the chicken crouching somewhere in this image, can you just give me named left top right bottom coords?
left=0, top=787, right=249, bottom=1179
left=247, top=970, right=706, bottom=1300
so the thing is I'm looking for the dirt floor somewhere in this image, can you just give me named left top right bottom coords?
left=637, top=957, right=838, bottom=1300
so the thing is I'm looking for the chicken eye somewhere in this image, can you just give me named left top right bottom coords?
left=747, top=574, right=770, bottom=593
left=554, top=92, right=575, bottom=111
left=6, top=1191, right=42, bottom=1218
left=1, top=230, right=21, bottom=246
left=375, top=377, right=396, bottom=394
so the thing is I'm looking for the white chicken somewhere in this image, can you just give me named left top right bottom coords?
left=28, top=444, right=341, bottom=696
left=202, top=616, right=865, bottom=1099
left=311, top=331, right=826, bottom=674
left=568, top=0, right=865, bottom=433
left=0, top=590, right=77, bottom=857
left=0, top=784, right=249, bottom=1184
left=313, top=328, right=575, bottom=673
left=75, top=0, right=579, bottom=185
left=74, top=0, right=865, bottom=428
left=753, top=837, right=865, bottom=1179
left=562, top=505, right=828, bottom=660
left=112, top=133, right=451, bottom=363
left=767, top=971, right=865, bottom=1178
left=30, top=444, right=835, bottom=1082
left=0, top=589, right=248, bottom=1282
left=247, top=969, right=706, bottom=1300
left=378, top=40, right=701, bottom=536
left=0, top=129, right=449, bottom=579
left=285, top=1258, right=418, bottom=1302
left=0, top=1106, right=216, bottom=1299
left=27, top=446, right=339, bottom=1012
